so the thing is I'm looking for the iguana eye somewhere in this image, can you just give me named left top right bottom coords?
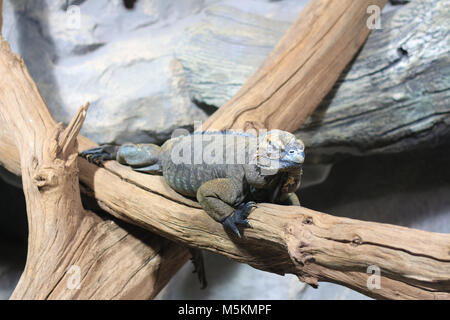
left=289, top=150, right=295, bottom=154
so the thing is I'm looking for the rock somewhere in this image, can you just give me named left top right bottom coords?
left=173, top=0, right=450, bottom=185
left=174, top=2, right=306, bottom=107
left=3, top=1, right=446, bottom=151
left=3, top=0, right=212, bottom=144
left=295, top=0, right=450, bottom=162
left=173, top=0, right=450, bottom=162
left=1, top=0, right=308, bottom=144
left=294, top=0, right=450, bottom=186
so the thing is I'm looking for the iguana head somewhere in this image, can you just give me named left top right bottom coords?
left=256, top=130, right=305, bottom=173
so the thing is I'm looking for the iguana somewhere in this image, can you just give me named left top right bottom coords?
left=80, top=129, right=305, bottom=287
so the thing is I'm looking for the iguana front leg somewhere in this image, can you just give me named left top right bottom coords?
left=278, top=192, right=300, bottom=206
left=197, top=178, right=256, bottom=237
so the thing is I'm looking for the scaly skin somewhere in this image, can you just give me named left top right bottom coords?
left=81, top=130, right=305, bottom=236
left=81, top=130, right=304, bottom=289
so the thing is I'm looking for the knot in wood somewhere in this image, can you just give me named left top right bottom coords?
left=243, top=120, right=265, bottom=132
left=352, top=235, right=362, bottom=246
left=33, top=167, right=59, bottom=191
left=301, top=255, right=315, bottom=266
left=298, top=241, right=309, bottom=248
left=303, top=216, right=313, bottom=225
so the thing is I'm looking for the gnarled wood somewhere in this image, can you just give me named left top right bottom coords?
left=0, top=37, right=189, bottom=300
left=75, top=157, right=450, bottom=300
left=203, top=0, right=388, bottom=132
left=2, top=127, right=449, bottom=299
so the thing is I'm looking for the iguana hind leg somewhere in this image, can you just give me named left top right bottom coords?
left=80, top=143, right=162, bottom=173
left=197, top=178, right=256, bottom=237
left=80, top=145, right=119, bottom=164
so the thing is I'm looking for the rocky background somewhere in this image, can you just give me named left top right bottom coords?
left=1, top=0, right=311, bottom=145
left=0, top=0, right=449, bottom=299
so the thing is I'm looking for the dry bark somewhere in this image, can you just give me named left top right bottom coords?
left=203, top=0, right=388, bottom=132
left=2, top=126, right=449, bottom=299
left=0, top=36, right=189, bottom=300
left=63, top=157, right=450, bottom=300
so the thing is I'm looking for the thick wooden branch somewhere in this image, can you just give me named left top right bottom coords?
left=203, top=0, right=388, bottom=132
left=1, top=129, right=448, bottom=299
left=0, top=37, right=189, bottom=300
left=75, top=157, right=450, bottom=300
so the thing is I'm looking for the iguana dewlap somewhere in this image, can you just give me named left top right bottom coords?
left=80, top=130, right=305, bottom=237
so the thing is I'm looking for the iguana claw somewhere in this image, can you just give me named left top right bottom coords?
left=222, top=201, right=257, bottom=237
left=80, top=145, right=116, bottom=165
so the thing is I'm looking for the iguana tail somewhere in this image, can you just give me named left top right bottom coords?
left=189, top=248, right=208, bottom=289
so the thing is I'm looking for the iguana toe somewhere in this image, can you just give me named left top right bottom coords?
left=222, top=201, right=257, bottom=237
left=223, top=217, right=242, bottom=237
left=236, top=201, right=256, bottom=227
left=80, top=145, right=116, bottom=165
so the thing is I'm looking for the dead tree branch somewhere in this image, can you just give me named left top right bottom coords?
left=0, top=37, right=189, bottom=300
left=1, top=127, right=449, bottom=299
left=203, top=0, right=389, bottom=132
